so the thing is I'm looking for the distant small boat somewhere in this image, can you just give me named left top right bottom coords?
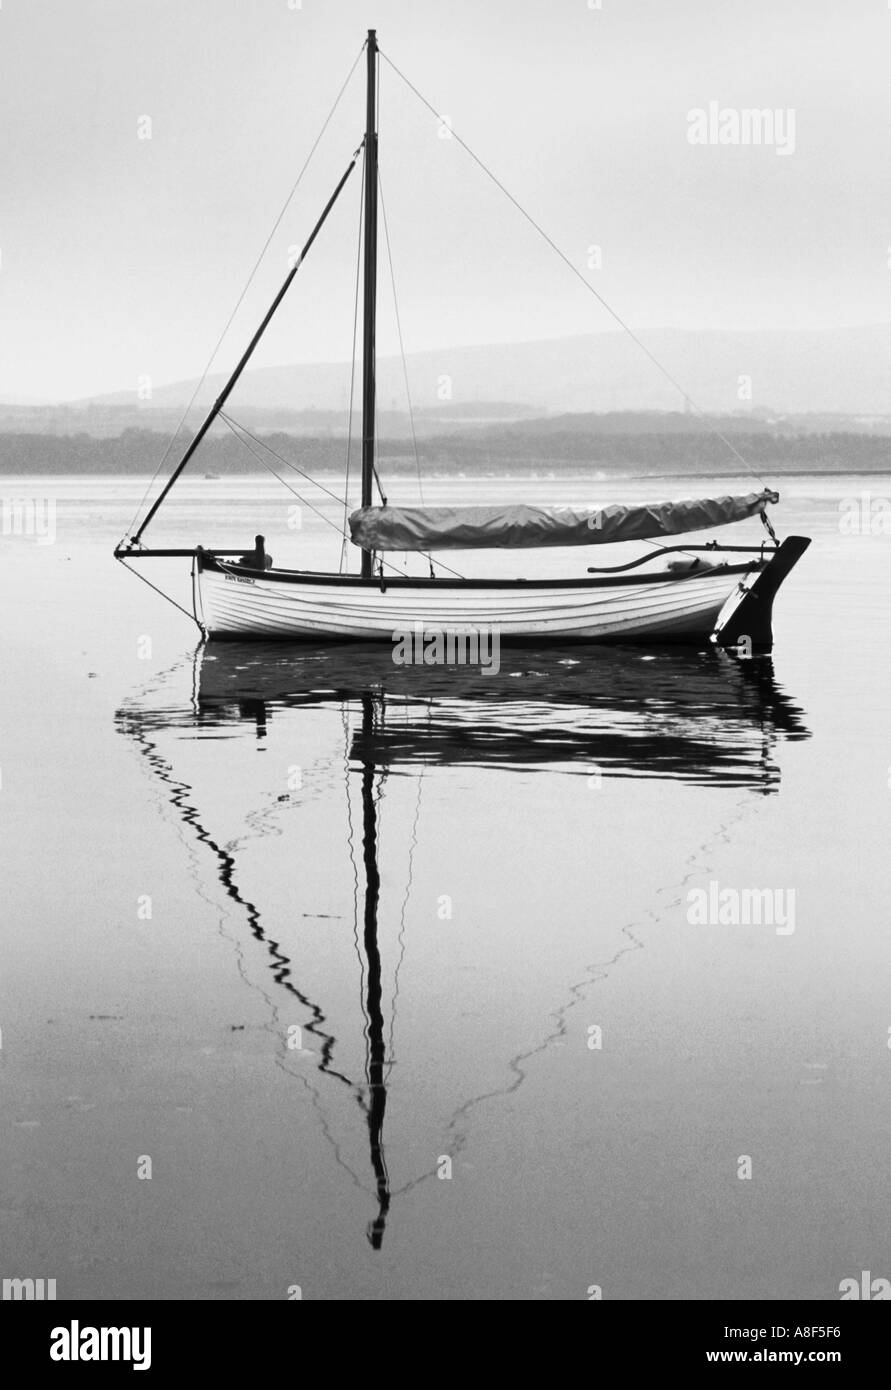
left=203, top=472, right=220, bottom=480
left=115, top=29, right=809, bottom=651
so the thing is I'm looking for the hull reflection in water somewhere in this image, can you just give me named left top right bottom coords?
left=116, top=642, right=808, bottom=1250
left=194, top=641, right=809, bottom=790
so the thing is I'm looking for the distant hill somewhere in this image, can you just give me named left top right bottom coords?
left=67, top=324, right=891, bottom=419
left=0, top=400, right=543, bottom=440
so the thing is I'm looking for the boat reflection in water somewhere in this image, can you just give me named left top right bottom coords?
left=195, top=641, right=809, bottom=788
left=116, top=642, right=809, bottom=1249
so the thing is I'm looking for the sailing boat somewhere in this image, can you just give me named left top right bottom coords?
left=115, top=29, right=809, bottom=650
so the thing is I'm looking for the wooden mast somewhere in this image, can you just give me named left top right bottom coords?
left=360, top=29, right=379, bottom=580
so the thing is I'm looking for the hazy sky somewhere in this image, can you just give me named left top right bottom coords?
left=1, top=0, right=888, bottom=401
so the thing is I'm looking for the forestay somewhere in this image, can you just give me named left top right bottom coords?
left=349, top=490, right=779, bottom=552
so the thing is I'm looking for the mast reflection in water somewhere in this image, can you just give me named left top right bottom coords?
left=115, top=642, right=809, bottom=1248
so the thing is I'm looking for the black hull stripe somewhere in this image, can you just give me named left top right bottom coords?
left=200, top=557, right=759, bottom=590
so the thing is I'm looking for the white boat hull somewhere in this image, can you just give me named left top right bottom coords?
left=195, top=557, right=758, bottom=643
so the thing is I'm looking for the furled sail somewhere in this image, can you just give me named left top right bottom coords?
left=350, top=490, right=779, bottom=552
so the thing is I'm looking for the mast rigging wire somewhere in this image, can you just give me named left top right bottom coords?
left=379, top=165, right=423, bottom=506
left=379, top=47, right=767, bottom=491
left=218, top=412, right=350, bottom=536
left=115, top=555, right=197, bottom=624
left=124, top=43, right=366, bottom=539
left=218, top=410, right=466, bottom=578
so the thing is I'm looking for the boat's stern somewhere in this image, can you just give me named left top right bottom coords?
left=713, top=535, right=811, bottom=653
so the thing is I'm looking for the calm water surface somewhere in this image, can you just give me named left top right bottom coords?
left=2, top=472, right=889, bottom=1299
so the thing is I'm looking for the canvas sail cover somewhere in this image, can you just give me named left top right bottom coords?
left=349, top=490, right=779, bottom=552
